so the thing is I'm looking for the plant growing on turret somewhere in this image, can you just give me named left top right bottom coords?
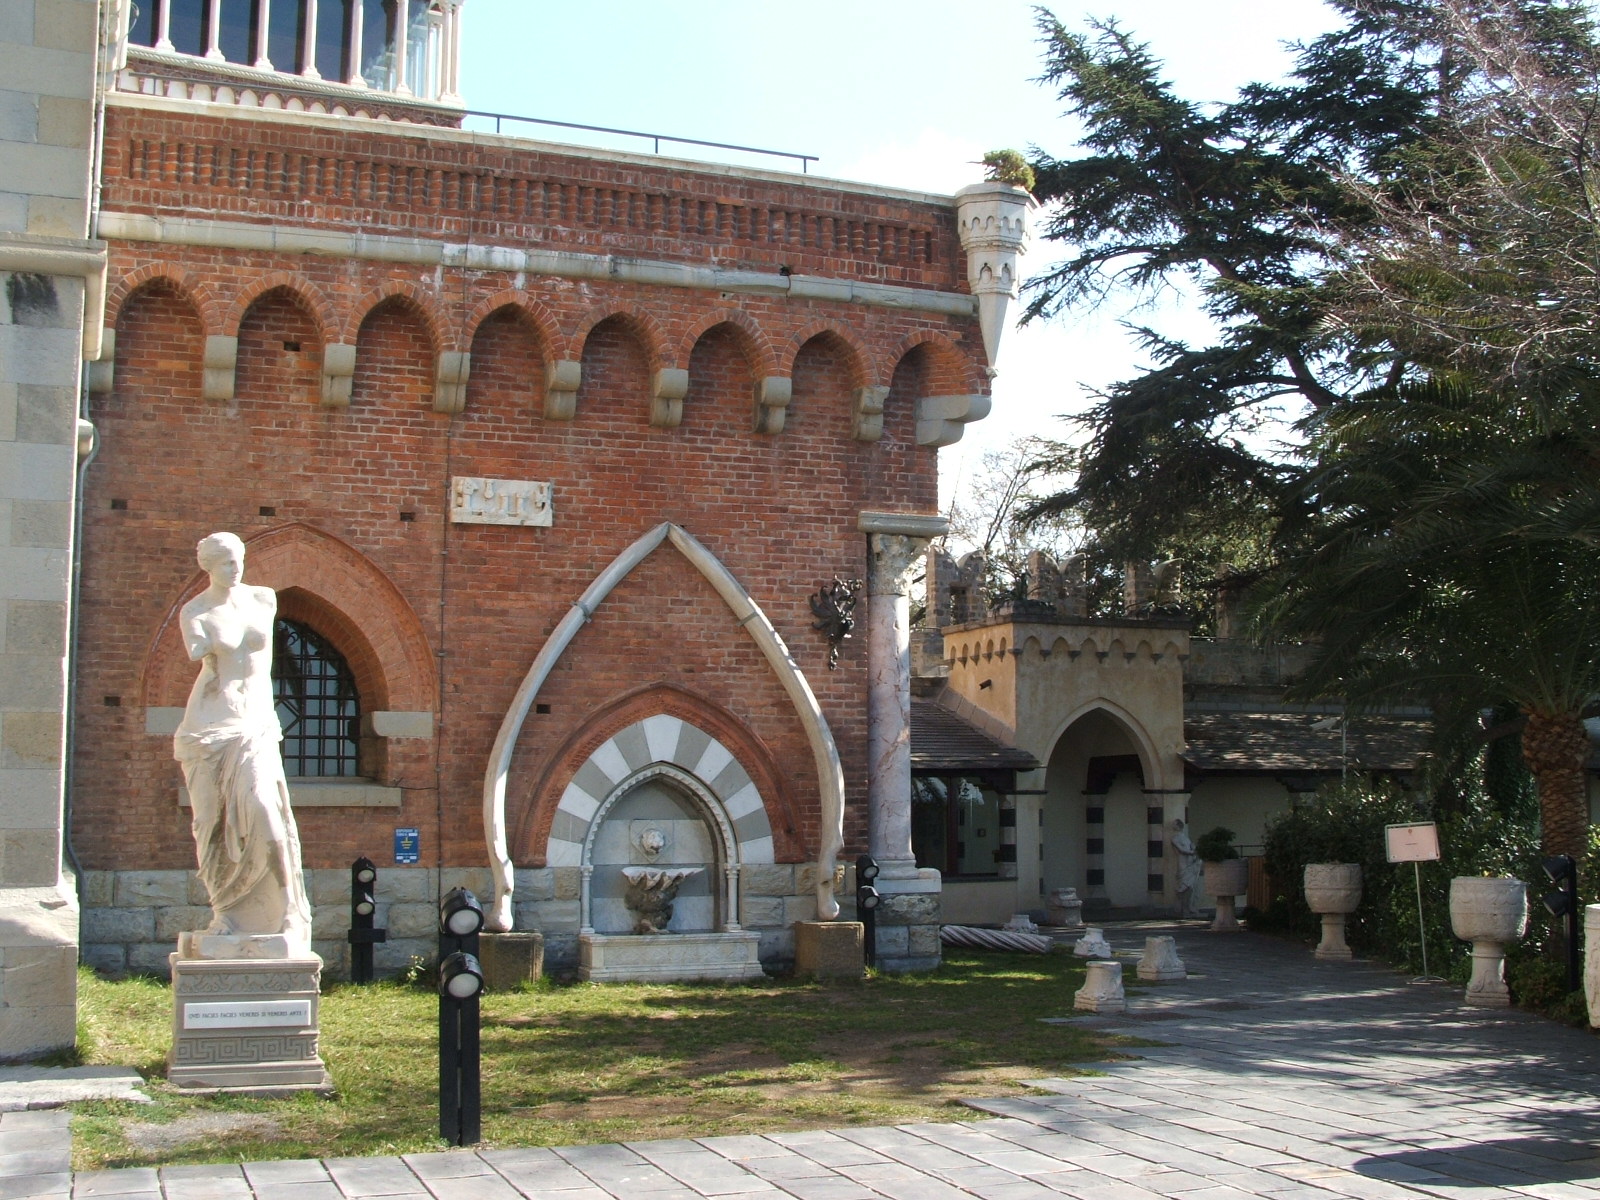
left=1194, top=827, right=1239, bottom=864
left=979, top=149, right=1036, bottom=193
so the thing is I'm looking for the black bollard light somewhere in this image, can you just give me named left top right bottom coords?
left=1542, top=855, right=1580, bottom=993
left=856, top=853, right=881, bottom=969
left=346, top=857, right=387, bottom=984
left=438, top=887, right=484, bottom=1146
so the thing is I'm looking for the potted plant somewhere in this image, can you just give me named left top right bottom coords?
left=1196, top=827, right=1248, bottom=931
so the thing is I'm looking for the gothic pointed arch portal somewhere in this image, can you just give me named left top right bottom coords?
left=482, top=522, right=846, bottom=930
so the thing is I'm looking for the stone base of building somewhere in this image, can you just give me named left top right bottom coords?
left=793, top=920, right=863, bottom=980
left=479, top=931, right=543, bottom=991
left=80, top=867, right=805, bottom=980
left=167, top=953, right=331, bottom=1095
left=872, top=869, right=942, bottom=973
left=0, top=885, right=80, bottom=1060
left=578, top=931, right=766, bottom=983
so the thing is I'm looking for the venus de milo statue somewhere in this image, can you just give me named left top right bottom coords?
left=173, top=532, right=311, bottom=956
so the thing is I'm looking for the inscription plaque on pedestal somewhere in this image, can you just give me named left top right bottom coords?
left=182, top=999, right=313, bottom=1029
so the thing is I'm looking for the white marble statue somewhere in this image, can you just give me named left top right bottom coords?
left=1171, top=818, right=1202, bottom=919
left=173, top=532, right=311, bottom=955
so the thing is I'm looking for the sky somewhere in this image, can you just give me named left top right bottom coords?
left=456, top=1, right=1345, bottom=505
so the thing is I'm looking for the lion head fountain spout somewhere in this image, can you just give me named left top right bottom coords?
left=620, top=866, right=703, bottom=935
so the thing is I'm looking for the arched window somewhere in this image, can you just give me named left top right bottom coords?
left=273, top=618, right=360, bottom=777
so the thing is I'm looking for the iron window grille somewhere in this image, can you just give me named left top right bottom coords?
left=273, top=618, right=360, bottom=777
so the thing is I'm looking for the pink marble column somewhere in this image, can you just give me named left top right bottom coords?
left=860, top=512, right=946, bottom=878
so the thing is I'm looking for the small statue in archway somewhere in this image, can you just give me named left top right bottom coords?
left=1170, top=818, right=1202, bottom=919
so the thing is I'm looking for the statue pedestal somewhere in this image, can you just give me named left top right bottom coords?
left=168, top=951, right=331, bottom=1095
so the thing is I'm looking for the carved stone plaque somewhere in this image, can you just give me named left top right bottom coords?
left=450, top=476, right=552, bottom=527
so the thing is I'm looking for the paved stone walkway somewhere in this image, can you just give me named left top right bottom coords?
left=9, top=923, right=1600, bottom=1200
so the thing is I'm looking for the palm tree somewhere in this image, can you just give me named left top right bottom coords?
left=1259, top=379, right=1600, bottom=858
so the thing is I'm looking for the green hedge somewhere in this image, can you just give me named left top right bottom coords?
left=1250, top=771, right=1597, bottom=1023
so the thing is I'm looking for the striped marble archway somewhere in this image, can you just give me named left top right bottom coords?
left=547, top=713, right=776, bottom=871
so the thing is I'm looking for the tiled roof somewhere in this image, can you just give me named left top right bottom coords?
left=910, top=701, right=1040, bottom=773
left=1182, top=711, right=1431, bottom=773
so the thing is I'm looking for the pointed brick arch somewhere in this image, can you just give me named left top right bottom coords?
left=887, top=329, right=984, bottom=394
left=464, top=290, right=563, bottom=358
left=343, top=281, right=448, bottom=352
left=223, top=273, right=335, bottom=342
left=108, top=267, right=220, bottom=334
left=679, top=309, right=778, bottom=378
left=570, top=305, right=669, bottom=372
left=782, top=321, right=874, bottom=389
left=481, top=522, right=844, bottom=932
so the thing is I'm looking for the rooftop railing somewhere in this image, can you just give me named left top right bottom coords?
left=461, top=109, right=818, bottom=174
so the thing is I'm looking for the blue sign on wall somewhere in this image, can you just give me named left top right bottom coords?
left=394, top=828, right=420, bottom=864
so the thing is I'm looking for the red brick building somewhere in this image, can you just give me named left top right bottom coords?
left=72, top=1, right=1030, bottom=976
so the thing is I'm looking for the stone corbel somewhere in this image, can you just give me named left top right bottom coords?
left=544, top=359, right=581, bottom=420
left=201, top=334, right=238, bottom=402
left=916, top=394, right=992, bottom=448
left=435, top=350, right=470, bottom=413
left=852, top=385, right=889, bottom=442
left=650, top=367, right=689, bottom=428
left=321, top=342, right=356, bottom=408
left=753, top=375, right=791, bottom=434
left=86, top=327, right=115, bottom=394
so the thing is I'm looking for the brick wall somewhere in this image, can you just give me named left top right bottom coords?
left=73, top=100, right=981, bottom=973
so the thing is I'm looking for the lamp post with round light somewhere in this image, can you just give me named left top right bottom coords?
left=346, top=857, right=387, bottom=984
left=438, top=888, right=485, bottom=1146
left=856, top=854, right=881, bottom=968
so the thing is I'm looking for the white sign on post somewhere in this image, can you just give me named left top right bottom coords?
left=182, top=1000, right=311, bottom=1030
left=1385, top=822, right=1441, bottom=863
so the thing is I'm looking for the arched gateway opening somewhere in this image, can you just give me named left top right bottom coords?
left=1042, top=707, right=1159, bottom=912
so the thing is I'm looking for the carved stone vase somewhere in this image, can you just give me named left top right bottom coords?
left=1448, top=876, right=1528, bottom=1008
left=1304, top=863, right=1362, bottom=960
left=1204, top=859, right=1249, bottom=932
left=620, top=867, right=703, bottom=935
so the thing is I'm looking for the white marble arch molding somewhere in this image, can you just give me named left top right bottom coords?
left=481, top=522, right=846, bottom=931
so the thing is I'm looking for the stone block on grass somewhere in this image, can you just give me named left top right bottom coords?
left=793, top=920, right=863, bottom=980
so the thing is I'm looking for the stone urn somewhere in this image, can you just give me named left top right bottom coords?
left=1304, top=863, right=1362, bottom=960
left=1448, top=876, right=1528, bottom=1007
left=1204, top=859, right=1249, bottom=932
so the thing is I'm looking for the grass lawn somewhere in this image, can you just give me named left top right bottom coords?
left=68, top=949, right=1144, bottom=1170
